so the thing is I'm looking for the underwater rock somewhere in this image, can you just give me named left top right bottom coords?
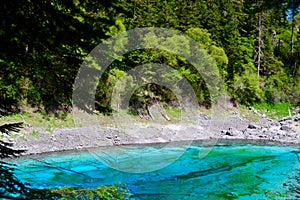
left=227, top=192, right=238, bottom=197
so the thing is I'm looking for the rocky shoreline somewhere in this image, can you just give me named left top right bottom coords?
left=6, top=112, right=300, bottom=155
left=219, top=114, right=300, bottom=145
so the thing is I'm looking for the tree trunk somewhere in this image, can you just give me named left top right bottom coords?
left=146, top=105, right=155, bottom=120
left=257, top=12, right=263, bottom=80
left=291, top=23, right=295, bottom=71
left=290, top=0, right=298, bottom=76
left=292, top=60, right=298, bottom=76
left=146, top=103, right=171, bottom=121
left=291, top=24, right=295, bottom=53
left=157, top=103, right=171, bottom=121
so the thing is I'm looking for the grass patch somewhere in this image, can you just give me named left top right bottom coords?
left=30, top=130, right=40, bottom=138
left=252, top=102, right=293, bottom=119
left=164, top=106, right=181, bottom=121
left=236, top=105, right=261, bottom=122
left=0, top=111, right=75, bottom=131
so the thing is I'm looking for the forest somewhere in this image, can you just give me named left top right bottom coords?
left=1, top=0, right=300, bottom=115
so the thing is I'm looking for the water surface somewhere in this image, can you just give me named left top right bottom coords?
left=12, top=141, right=300, bottom=199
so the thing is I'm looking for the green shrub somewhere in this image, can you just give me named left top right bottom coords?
left=232, top=71, right=264, bottom=105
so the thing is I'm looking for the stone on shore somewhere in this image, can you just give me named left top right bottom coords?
left=247, top=124, right=257, bottom=129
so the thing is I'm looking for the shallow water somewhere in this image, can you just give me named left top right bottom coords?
left=11, top=141, right=300, bottom=199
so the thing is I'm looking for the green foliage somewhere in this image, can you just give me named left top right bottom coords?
left=232, top=70, right=264, bottom=104
left=263, top=73, right=289, bottom=103
left=106, top=68, right=134, bottom=111
left=289, top=77, right=300, bottom=106
left=253, top=102, right=293, bottom=118
left=0, top=0, right=123, bottom=113
left=186, top=28, right=228, bottom=66
left=50, top=184, right=131, bottom=200
left=165, top=106, right=181, bottom=121
left=1, top=0, right=300, bottom=114
left=186, top=28, right=213, bottom=50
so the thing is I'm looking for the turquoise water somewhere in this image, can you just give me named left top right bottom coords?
left=11, top=141, right=300, bottom=199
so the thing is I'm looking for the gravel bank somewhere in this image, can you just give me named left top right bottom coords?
left=7, top=113, right=300, bottom=155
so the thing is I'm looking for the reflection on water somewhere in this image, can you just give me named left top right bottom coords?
left=11, top=141, right=300, bottom=199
